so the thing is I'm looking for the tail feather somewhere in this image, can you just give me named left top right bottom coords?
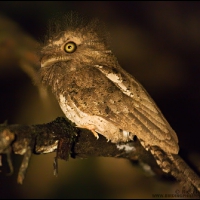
left=150, top=146, right=200, bottom=193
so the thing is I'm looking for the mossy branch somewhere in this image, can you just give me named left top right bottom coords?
left=0, top=117, right=199, bottom=197
left=0, top=117, right=161, bottom=183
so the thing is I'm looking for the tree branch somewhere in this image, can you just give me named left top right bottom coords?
left=0, top=117, right=161, bottom=181
left=0, top=117, right=200, bottom=196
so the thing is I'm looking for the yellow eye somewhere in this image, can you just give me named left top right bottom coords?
left=64, top=42, right=77, bottom=53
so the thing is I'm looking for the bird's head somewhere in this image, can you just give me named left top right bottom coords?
left=40, top=12, right=113, bottom=85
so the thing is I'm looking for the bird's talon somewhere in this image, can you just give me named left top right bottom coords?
left=91, top=130, right=99, bottom=140
left=76, top=125, right=99, bottom=139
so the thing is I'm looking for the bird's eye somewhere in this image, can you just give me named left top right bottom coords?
left=64, top=42, right=77, bottom=53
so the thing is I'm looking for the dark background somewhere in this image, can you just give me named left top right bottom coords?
left=0, top=1, right=200, bottom=198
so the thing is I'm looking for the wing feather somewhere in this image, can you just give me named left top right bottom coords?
left=93, top=64, right=179, bottom=153
left=65, top=65, right=179, bottom=154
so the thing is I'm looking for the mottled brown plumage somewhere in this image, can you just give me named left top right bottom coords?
left=40, top=12, right=178, bottom=154
left=39, top=12, right=200, bottom=193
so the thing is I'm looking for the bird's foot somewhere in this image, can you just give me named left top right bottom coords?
left=76, top=124, right=99, bottom=139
